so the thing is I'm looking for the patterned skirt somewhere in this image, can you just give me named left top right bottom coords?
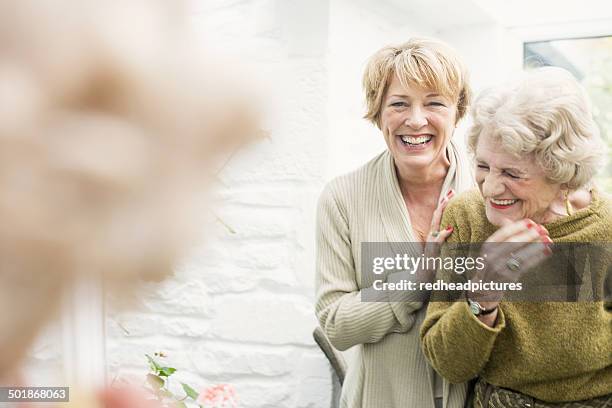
left=472, top=378, right=612, bottom=408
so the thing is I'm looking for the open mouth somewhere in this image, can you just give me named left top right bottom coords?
left=397, top=134, right=433, bottom=152
left=489, top=198, right=519, bottom=209
left=399, top=134, right=433, bottom=146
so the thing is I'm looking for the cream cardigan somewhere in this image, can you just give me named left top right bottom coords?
left=315, top=142, right=473, bottom=408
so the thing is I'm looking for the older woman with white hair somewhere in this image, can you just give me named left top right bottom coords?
left=420, top=67, right=611, bottom=407
left=316, top=38, right=474, bottom=408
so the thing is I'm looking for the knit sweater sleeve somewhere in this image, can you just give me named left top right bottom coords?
left=420, top=194, right=506, bottom=383
left=315, top=181, right=417, bottom=351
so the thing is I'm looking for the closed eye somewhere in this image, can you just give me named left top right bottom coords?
left=390, top=101, right=407, bottom=107
left=504, top=171, right=521, bottom=179
left=477, top=164, right=489, bottom=170
left=428, top=101, right=446, bottom=107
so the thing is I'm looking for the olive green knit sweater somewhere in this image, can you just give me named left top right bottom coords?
left=420, top=189, right=612, bottom=402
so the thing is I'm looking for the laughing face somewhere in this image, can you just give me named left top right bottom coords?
left=475, top=133, right=564, bottom=226
left=379, top=74, right=457, bottom=174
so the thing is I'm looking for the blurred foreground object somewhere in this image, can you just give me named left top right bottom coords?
left=0, top=0, right=262, bottom=382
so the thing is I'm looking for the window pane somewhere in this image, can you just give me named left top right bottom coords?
left=525, top=37, right=612, bottom=193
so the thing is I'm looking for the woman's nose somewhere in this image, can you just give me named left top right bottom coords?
left=404, top=107, right=427, bottom=129
left=482, top=173, right=505, bottom=197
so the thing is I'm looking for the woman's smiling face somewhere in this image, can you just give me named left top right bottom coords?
left=475, top=133, right=563, bottom=226
left=380, top=74, right=457, bottom=172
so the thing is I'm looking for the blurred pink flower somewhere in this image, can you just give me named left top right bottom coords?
left=196, top=384, right=237, bottom=408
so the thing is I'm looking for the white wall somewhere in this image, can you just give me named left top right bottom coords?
left=326, top=0, right=436, bottom=178
left=101, top=2, right=439, bottom=406
left=105, top=1, right=333, bottom=407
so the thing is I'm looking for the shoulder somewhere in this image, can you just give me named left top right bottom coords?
left=441, top=189, right=492, bottom=242
left=443, top=189, right=485, bottom=222
left=317, top=151, right=387, bottom=211
left=593, top=190, right=612, bottom=233
left=596, top=190, right=611, bottom=217
left=571, top=188, right=612, bottom=238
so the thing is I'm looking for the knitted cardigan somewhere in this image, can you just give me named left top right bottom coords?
left=316, top=142, right=473, bottom=408
left=420, top=188, right=612, bottom=402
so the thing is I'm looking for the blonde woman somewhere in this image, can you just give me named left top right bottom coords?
left=315, top=38, right=473, bottom=408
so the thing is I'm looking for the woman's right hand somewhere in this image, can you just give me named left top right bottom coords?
left=472, top=218, right=553, bottom=309
left=413, top=189, right=455, bottom=286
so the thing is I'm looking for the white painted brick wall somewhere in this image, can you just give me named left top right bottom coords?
left=105, top=1, right=333, bottom=407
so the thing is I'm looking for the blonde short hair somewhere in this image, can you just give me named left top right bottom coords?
left=362, top=37, right=471, bottom=127
left=466, top=66, right=606, bottom=189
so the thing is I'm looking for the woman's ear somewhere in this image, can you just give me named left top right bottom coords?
left=561, top=184, right=574, bottom=216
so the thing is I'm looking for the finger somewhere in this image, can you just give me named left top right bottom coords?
left=430, top=190, right=454, bottom=232
left=446, top=188, right=456, bottom=201
left=507, top=224, right=552, bottom=244
left=426, top=224, right=453, bottom=242
left=435, top=225, right=453, bottom=243
left=485, top=243, right=542, bottom=275
left=430, top=204, right=445, bottom=233
left=424, top=225, right=452, bottom=257
left=500, top=242, right=550, bottom=281
left=506, top=228, right=542, bottom=243
left=481, top=233, right=544, bottom=274
left=426, top=228, right=441, bottom=244
left=487, top=218, right=537, bottom=243
left=517, top=241, right=552, bottom=266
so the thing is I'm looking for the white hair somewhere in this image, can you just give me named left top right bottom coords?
left=467, top=66, right=606, bottom=189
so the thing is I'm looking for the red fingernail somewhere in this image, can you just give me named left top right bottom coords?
left=525, top=219, right=535, bottom=228
left=542, top=236, right=553, bottom=244
left=536, top=225, right=548, bottom=236
left=447, top=189, right=454, bottom=197
left=446, top=226, right=453, bottom=232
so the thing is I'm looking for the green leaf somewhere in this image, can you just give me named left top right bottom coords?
left=158, top=366, right=177, bottom=377
left=146, top=354, right=162, bottom=372
left=146, top=373, right=165, bottom=390
left=173, top=402, right=188, bottom=408
left=181, top=382, right=199, bottom=400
